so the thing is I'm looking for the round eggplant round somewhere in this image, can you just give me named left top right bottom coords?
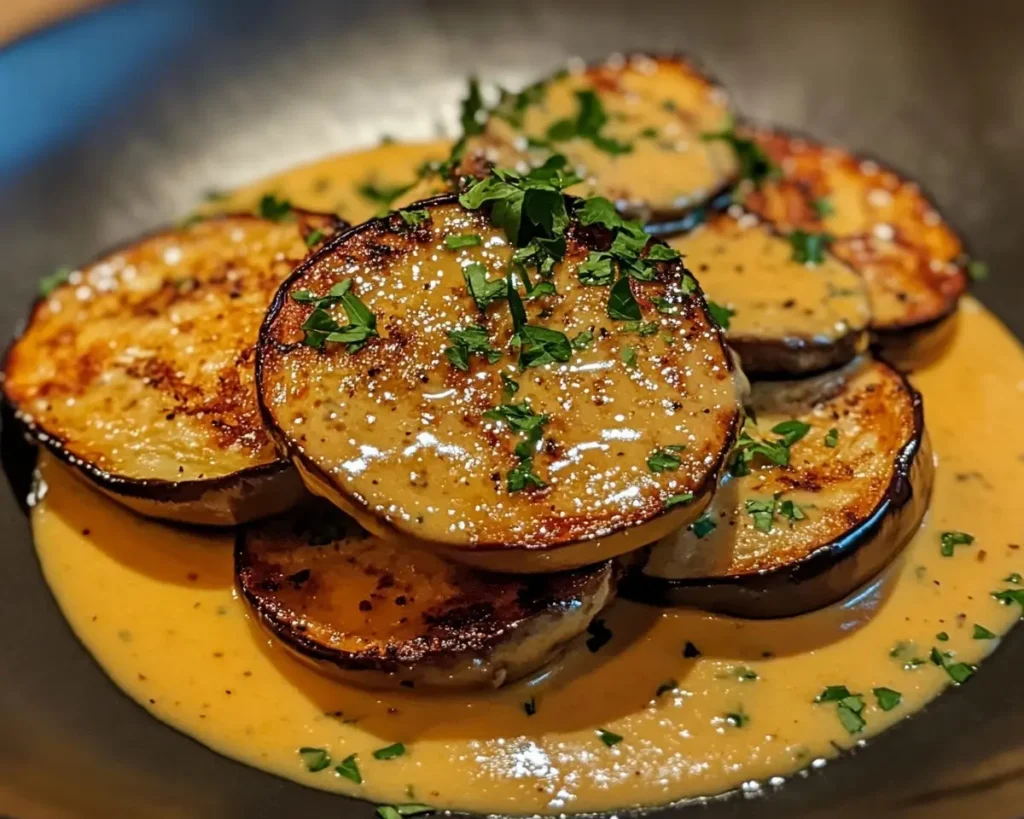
left=459, top=53, right=739, bottom=222
left=256, top=193, right=742, bottom=573
left=740, top=126, right=969, bottom=370
left=1, top=212, right=343, bottom=526
left=236, top=502, right=616, bottom=689
left=667, top=208, right=871, bottom=375
left=620, top=357, right=933, bottom=617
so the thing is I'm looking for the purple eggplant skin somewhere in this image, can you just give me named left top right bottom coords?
left=620, top=363, right=933, bottom=618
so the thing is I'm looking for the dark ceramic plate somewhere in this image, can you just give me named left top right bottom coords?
left=1, top=1, right=1022, bottom=817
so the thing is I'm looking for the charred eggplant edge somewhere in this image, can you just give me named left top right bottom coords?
left=0, top=212, right=342, bottom=524
left=233, top=517, right=616, bottom=675
left=701, top=120, right=971, bottom=347
left=255, top=193, right=742, bottom=567
left=620, top=364, right=932, bottom=617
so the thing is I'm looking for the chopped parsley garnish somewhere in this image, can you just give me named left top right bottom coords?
left=729, top=418, right=810, bottom=478
left=444, top=325, right=502, bottom=371
left=655, top=679, right=679, bottom=697
left=992, top=588, right=1024, bottom=609
left=445, top=233, right=483, bottom=249
left=814, top=686, right=866, bottom=734
left=500, top=372, right=519, bottom=395
left=1006, top=573, right=1023, bottom=584
left=484, top=401, right=549, bottom=435
left=335, top=753, right=362, bottom=784
left=577, top=252, right=616, bottom=286
left=779, top=498, right=807, bottom=523
left=706, top=301, right=734, bottom=330
left=812, top=197, right=835, bottom=218
left=824, top=427, right=840, bottom=448
left=485, top=400, right=550, bottom=493
left=620, top=345, right=638, bottom=369
left=683, top=641, right=702, bottom=658
left=523, top=696, right=537, bottom=716
left=665, top=493, right=694, bottom=510
left=647, top=445, right=686, bottom=473
left=930, top=647, right=975, bottom=685
left=972, top=624, right=997, bottom=640
left=258, top=194, right=293, bottom=221
left=967, top=260, right=989, bottom=281
left=939, top=530, right=975, bottom=557
left=492, top=80, right=547, bottom=129
left=398, top=208, right=430, bottom=226
left=376, top=804, right=434, bottom=819
left=608, top=277, right=642, bottom=321
left=298, top=279, right=379, bottom=352
left=460, top=76, right=485, bottom=136
left=724, top=708, right=750, bottom=728
left=546, top=90, right=633, bottom=155
left=691, top=514, right=717, bottom=539
left=701, top=121, right=777, bottom=185
left=507, top=458, right=546, bottom=492
left=745, top=494, right=807, bottom=532
left=936, top=631, right=949, bottom=642
left=873, top=687, right=902, bottom=711
left=597, top=728, right=624, bottom=747
left=773, top=419, right=811, bottom=446
left=298, top=747, right=331, bottom=772
left=39, top=267, right=71, bottom=297
left=734, top=666, right=759, bottom=682
left=462, top=262, right=508, bottom=310
left=304, top=228, right=326, bottom=247
left=372, top=743, right=406, bottom=761
left=357, top=180, right=414, bottom=213
left=571, top=329, right=595, bottom=350
left=788, top=230, right=833, bottom=265
left=518, top=324, right=572, bottom=368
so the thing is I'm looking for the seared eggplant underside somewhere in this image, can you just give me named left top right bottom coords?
left=236, top=503, right=615, bottom=688
left=2, top=213, right=342, bottom=525
left=623, top=357, right=933, bottom=617
left=668, top=208, right=871, bottom=375
left=460, top=54, right=739, bottom=221
left=257, top=195, right=741, bottom=572
left=742, top=126, right=968, bottom=368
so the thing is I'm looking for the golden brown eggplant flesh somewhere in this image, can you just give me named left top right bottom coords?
left=1, top=212, right=344, bottom=525
left=741, top=126, right=968, bottom=371
left=621, top=357, right=933, bottom=617
left=257, top=194, right=742, bottom=572
left=459, top=53, right=739, bottom=221
left=667, top=208, right=871, bottom=375
left=236, top=502, right=616, bottom=689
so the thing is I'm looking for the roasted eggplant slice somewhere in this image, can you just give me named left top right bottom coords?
left=2, top=213, right=343, bottom=525
left=459, top=54, right=738, bottom=221
left=668, top=208, right=871, bottom=375
left=742, top=127, right=968, bottom=369
left=257, top=193, right=742, bottom=573
left=237, top=502, right=615, bottom=688
left=621, top=357, right=933, bottom=617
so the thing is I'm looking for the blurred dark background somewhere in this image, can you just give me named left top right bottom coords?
left=1, top=1, right=1022, bottom=817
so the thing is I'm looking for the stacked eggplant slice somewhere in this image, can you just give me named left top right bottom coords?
left=3, top=52, right=963, bottom=689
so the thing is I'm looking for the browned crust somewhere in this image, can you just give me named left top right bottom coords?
left=234, top=503, right=614, bottom=673
left=621, top=362, right=931, bottom=617
left=0, top=212, right=343, bottom=513
left=739, top=123, right=969, bottom=341
left=256, top=192, right=741, bottom=556
left=457, top=53, right=740, bottom=222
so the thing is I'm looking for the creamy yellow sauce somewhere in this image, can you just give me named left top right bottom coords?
left=32, top=294, right=1024, bottom=814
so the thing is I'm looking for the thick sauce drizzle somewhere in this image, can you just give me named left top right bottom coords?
left=29, top=143, right=1024, bottom=815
